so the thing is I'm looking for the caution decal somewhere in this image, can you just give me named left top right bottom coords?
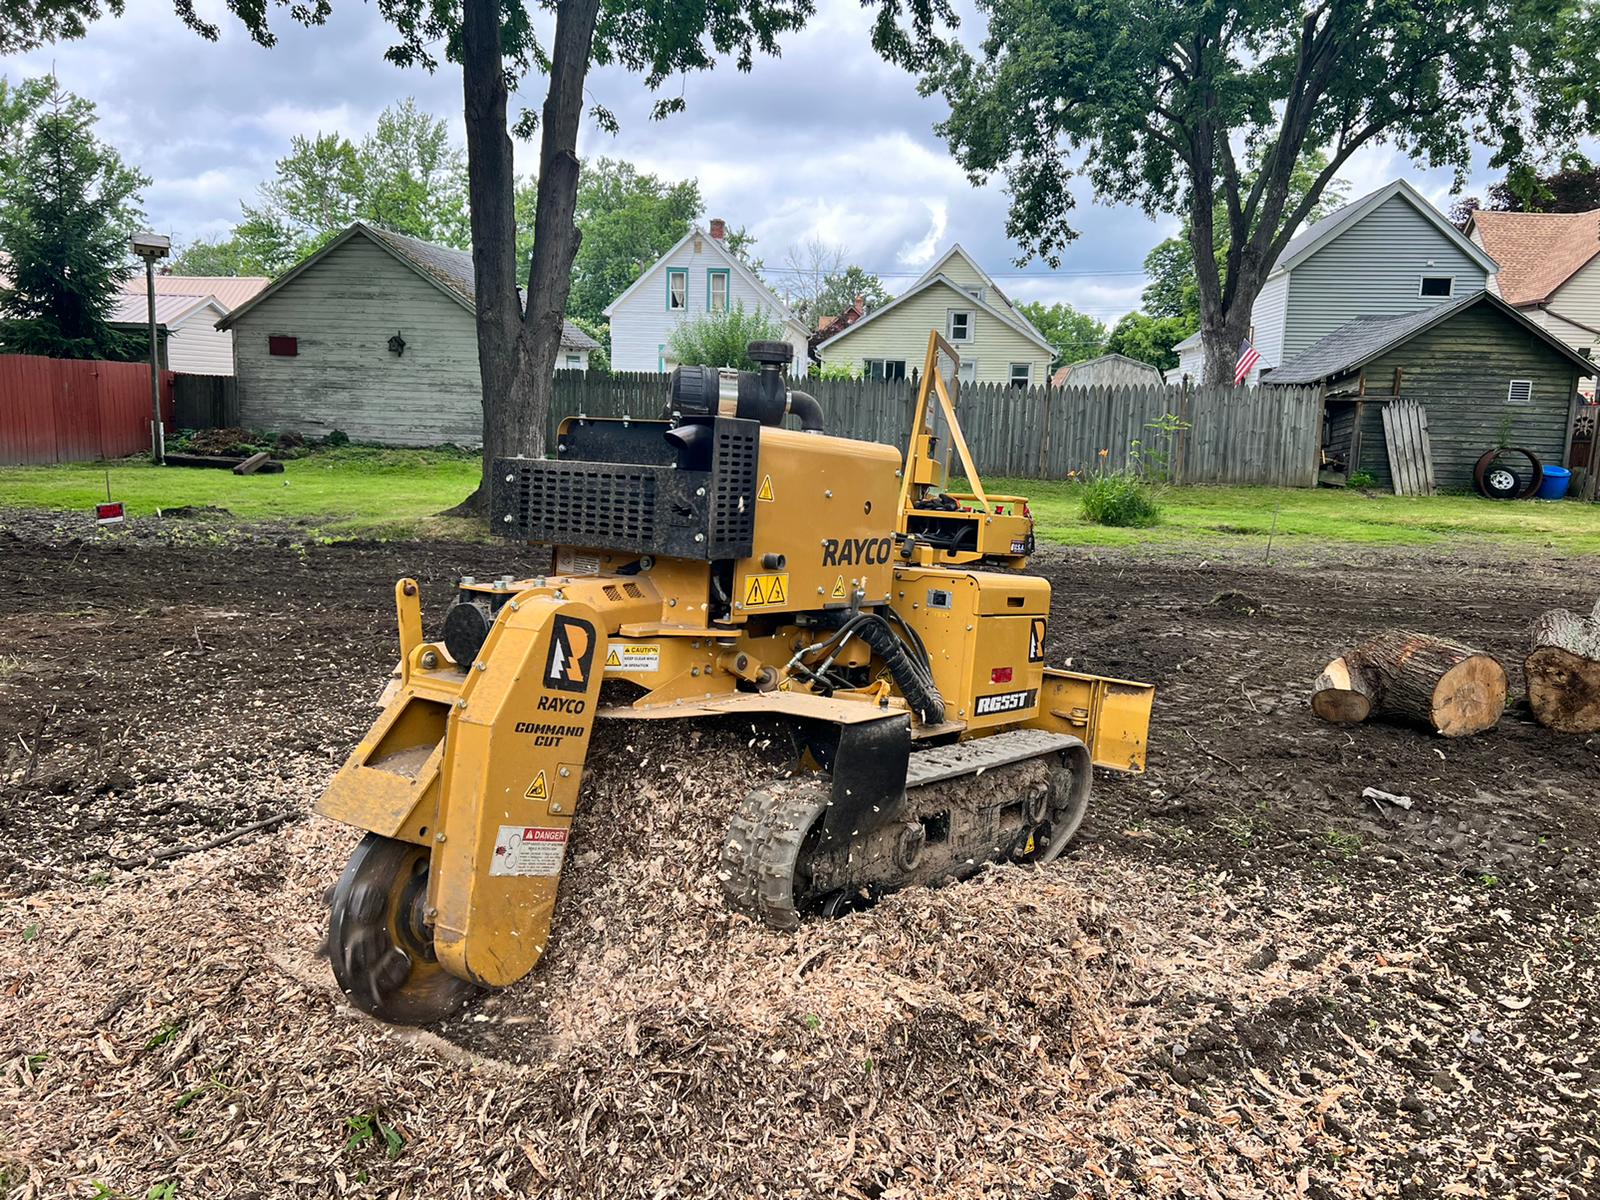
left=604, top=643, right=661, bottom=673
left=830, top=575, right=847, bottom=600
left=741, top=572, right=789, bottom=607
left=489, top=825, right=569, bottom=877
left=525, top=771, right=548, bottom=801
left=756, top=474, right=775, bottom=502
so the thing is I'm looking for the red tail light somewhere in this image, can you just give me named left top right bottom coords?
left=991, top=667, right=1013, bottom=683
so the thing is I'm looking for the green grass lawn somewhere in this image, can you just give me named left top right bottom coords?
left=0, top=448, right=486, bottom=539
left=988, top=476, right=1600, bottom=553
left=1, top=452, right=1595, bottom=551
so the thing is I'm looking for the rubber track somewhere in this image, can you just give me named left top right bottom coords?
left=719, top=781, right=827, bottom=931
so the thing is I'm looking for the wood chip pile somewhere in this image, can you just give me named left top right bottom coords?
left=3, top=721, right=1592, bottom=1197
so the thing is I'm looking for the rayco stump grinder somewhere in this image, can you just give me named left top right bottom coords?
left=318, top=332, right=1155, bottom=1023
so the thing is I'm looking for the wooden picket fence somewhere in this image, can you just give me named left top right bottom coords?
left=550, top=370, right=1323, bottom=488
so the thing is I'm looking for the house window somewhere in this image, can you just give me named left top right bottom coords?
left=707, top=269, right=730, bottom=312
left=565, top=354, right=581, bottom=368
left=958, top=359, right=977, bottom=385
left=1506, top=379, right=1534, bottom=405
left=1419, top=275, right=1454, bottom=298
left=965, top=285, right=987, bottom=302
left=268, top=335, right=297, bottom=357
left=865, top=359, right=907, bottom=381
left=1010, top=362, right=1032, bottom=388
left=949, top=311, right=973, bottom=342
left=667, top=268, right=687, bottom=310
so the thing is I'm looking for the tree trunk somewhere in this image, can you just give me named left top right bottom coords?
left=1310, top=655, right=1376, bottom=724
left=1199, top=307, right=1255, bottom=386
left=1344, top=631, right=1508, bottom=738
left=1525, top=600, right=1600, bottom=733
left=450, top=0, right=600, bottom=517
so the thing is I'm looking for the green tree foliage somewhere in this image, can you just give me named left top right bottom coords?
left=1015, top=300, right=1107, bottom=369
left=169, top=235, right=262, bottom=276
left=0, top=75, right=148, bottom=359
left=667, top=303, right=783, bottom=371
left=815, top=265, right=890, bottom=322
left=565, top=159, right=703, bottom=322
left=776, top=238, right=893, bottom=327
left=198, top=98, right=469, bottom=276
left=567, top=315, right=610, bottom=373
left=1105, top=312, right=1190, bottom=373
left=1141, top=152, right=1349, bottom=328
left=1452, top=154, right=1600, bottom=224
left=912, top=0, right=1600, bottom=382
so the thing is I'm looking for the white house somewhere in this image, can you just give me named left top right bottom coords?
left=604, top=219, right=809, bottom=373
left=108, top=292, right=233, bottom=375
left=1175, top=179, right=1500, bottom=383
left=116, top=273, right=270, bottom=377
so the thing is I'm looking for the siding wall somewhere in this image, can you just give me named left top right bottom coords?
left=1542, top=257, right=1600, bottom=366
left=820, top=279, right=1051, bottom=385
left=1250, top=271, right=1290, bottom=376
left=1341, top=305, right=1579, bottom=490
left=233, top=237, right=485, bottom=444
left=608, top=234, right=807, bottom=373
left=1284, top=193, right=1490, bottom=360
left=166, top=305, right=235, bottom=376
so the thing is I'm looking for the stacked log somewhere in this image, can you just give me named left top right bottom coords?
left=1525, top=600, right=1600, bottom=734
left=1311, top=631, right=1507, bottom=737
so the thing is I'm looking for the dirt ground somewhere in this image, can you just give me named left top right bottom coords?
left=1, top=508, right=1597, bottom=1199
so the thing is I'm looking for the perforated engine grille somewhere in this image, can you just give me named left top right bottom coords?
left=506, top=461, right=657, bottom=545
left=708, top=422, right=758, bottom=556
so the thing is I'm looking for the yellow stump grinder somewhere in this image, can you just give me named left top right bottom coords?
left=319, top=332, right=1154, bottom=1023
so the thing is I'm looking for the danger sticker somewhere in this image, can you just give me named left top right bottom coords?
left=555, top=549, right=601, bottom=576
left=489, top=825, right=569, bottom=877
left=604, top=643, right=661, bottom=673
left=741, top=572, right=789, bottom=607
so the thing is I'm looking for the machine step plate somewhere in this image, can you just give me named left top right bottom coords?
left=905, top=729, right=1082, bottom=789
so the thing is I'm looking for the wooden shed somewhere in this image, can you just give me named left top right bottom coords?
left=1261, top=289, right=1596, bottom=493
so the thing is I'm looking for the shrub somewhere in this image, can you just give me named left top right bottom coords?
left=813, top=360, right=860, bottom=381
left=1348, top=469, right=1377, bottom=489
left=667, top=302, right=785, bottom=371
left=324, top=429, right=350, bottom=447
left=1079, top=473, right=1161, bottom=527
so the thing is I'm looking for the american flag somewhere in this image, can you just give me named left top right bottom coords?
left=1233, top=337, right=1261, bottom=385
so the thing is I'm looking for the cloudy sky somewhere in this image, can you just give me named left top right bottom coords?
left=2, top=0, right=1500, bottom=325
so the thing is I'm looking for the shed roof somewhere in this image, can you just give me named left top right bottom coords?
left=1465, top=208, right=1600, bottom=306
left=1049, top=352, right=1162, bottom=387
left=216, top=222, right=600, bottom=351
left=1260, top=289, right=1597, bottom=385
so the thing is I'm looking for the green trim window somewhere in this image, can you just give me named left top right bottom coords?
left=865, top=358, right=907, bottom=381
left=667, top=268, right=688, bottom=310
left=707, top=268, right=730, bottom=312
left=658, top=343, right=667, bottom=372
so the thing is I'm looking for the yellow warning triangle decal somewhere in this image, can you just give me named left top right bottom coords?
left=605, top=649, right=622, bottom=667
left=765, top=574, right=787, bottom=604
left=756, top=474, right=775, bottom=502
left=525, top=771, right=548, bottom=801
left=744, top=575, right=766, bottom=605
left=831, top=575, right=846, bottom=599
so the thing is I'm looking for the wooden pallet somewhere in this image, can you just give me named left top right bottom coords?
left=1381, top=399, right=1436, bottom=496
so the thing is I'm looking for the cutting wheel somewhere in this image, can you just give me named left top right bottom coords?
left=327, top=834, right=479, bottom=1024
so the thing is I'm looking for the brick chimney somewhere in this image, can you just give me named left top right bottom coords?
left=709, top=218, right=727, bottom=241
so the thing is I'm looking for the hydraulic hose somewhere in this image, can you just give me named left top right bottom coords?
left=857, top=615, right=945, bottom=724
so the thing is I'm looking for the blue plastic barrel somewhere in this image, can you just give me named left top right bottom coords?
left=1538, top=464, right=1572, bottom=500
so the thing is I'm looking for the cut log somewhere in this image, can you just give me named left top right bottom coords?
left=1345, top=631, right=1507, bottom=738
left=233, top=451, right=271, bottom=476
left=1310, top=656, right=1377, bottom=723
left=1525, top=599, right=1600, bottom=733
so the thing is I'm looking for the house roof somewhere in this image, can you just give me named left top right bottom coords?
left=1049, top=352, right=1161, bottom=387
left=107, top=292, right=226, bottom=326
left=216, top=222, right=600, bottom=351
left=601, top=225, right=806, bottom=336
left=1272, top=179, right=1499, bottom=279
left=1260, top=289, right=1597, bottom=385
left=903, top=243, right=1045, bottom=334
left=1173, top=330, right=1201, bottom=352
left=124, top=273, right=270, bottom=310
left=815, top=269, right=1056, bottom=356
left=1465, top=208, right=1600, bottom=306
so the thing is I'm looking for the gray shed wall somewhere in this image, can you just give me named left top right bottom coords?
left=232, top=236, right=483, bottom=445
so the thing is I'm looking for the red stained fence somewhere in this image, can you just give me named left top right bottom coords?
left=0, top=355, right=175, bottom=465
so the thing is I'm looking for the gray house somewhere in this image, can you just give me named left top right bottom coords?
left=1262, top=289, right=1594, bottom=490
left=1176, top=180, right=1500, bottom=383
left=218, top=222, right=599, bottom=445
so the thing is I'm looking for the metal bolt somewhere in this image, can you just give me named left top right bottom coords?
left=817, top=587, right=825, bottom=595
left=691, top=667, right=700, bottom=677
left=669, top=598, right=678, bottom=607
left=420, top=651, right=439, bottom=669
left=825, top=490, right=833, bottom=498
left=474, top=661, right=487, bottom=672
left=535, top=576, right=546, bottom=587
left=508, top=600, right=519, bottom=611
left=696, top=486, right=706, bottom=497
left=559, top=767, right=571, bottom=778
left=424, top=905, right=438, bottom=918
left=435, top=831, right=447, bottom=843
left=402, top=581, right=417, bottom=596
left=694, top=533, right=705, bottom=542
left=550, top=802, right=564, bottom=814
left=502, top=513, right=513, bottom=523
left=454, top=698, right=467, bottom=709
left=461, top=576, right=477, bottom=586
left=557, top=443, right=566, bottom=452
left=504, top=473, right=514, bottom=483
